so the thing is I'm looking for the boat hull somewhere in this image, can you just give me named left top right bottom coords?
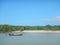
left=9, top=33, right=23, bottom=36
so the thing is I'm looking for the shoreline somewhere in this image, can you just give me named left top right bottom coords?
left=23, top=30, right=60, bottom=33
left=0, top=30, right=60, bottom=33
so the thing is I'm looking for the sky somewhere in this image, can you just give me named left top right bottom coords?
left=0, top=0, right=60, bottom=26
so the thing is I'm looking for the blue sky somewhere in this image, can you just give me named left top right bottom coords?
left=0, top=0, right=60, bottom=26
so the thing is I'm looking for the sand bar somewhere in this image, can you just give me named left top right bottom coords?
left=23, top=30, right=60, bottom=33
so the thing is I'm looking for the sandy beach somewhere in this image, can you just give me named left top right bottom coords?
left=13, top=30, right=60, bottom=33
left=23, top=30, right=60, bottom=33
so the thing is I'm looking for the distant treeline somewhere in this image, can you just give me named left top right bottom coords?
left=0, top=24, right=60, bottom=32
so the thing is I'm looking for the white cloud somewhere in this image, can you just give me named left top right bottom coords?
left=53, top=16, right=60, bottom=21
left=41, top=16, right=60, bottom=22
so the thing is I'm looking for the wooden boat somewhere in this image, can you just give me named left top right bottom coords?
left=9, top=33, right=23, bottom=36
left=9, top=31, right=23, bottom=36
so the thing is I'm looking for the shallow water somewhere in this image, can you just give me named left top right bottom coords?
left=0, top=33, right=60, bottom=45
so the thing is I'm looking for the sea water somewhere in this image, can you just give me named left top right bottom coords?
left=0, top=33, right=60, bottom=45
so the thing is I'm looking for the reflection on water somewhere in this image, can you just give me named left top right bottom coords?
left=0, top=33, right=60, bottom=45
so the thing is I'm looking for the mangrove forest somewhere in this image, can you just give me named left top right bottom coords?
left=0, top=24, right=60, bottom=33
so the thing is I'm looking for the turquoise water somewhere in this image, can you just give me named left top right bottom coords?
left=0, top=33, right=60, bottom=45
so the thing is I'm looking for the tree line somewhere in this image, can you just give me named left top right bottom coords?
left=0, top=24, right=60, bottom=33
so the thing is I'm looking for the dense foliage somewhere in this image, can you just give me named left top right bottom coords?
left=0, top=24, right=60, bottom=32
